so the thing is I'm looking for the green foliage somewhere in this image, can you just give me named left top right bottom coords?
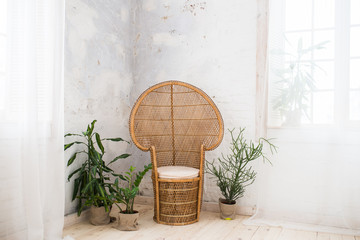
left=206, top=128, right=277, bottom=203
left=109, top=164, right=152, bottom=214
left=64, top=120, right=130, bottom=216
left=272, top=38, right=328, bottom=124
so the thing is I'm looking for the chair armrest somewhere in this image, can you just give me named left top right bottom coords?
left=199, top=144, right=205, bottom=175
left=150, top=145, right=158, bottom=179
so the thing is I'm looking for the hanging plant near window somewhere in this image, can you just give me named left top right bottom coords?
left=272, top=38, right=329, bottom=126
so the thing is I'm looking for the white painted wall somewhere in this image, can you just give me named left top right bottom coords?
left=65, top=0, right=259, bottom=215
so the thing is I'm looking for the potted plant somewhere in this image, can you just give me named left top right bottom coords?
left=64, top=120, right=130, bottom=225
left=110, top=164, right=152, bottom=231
left=206, top=128, right=277, bottom=220
left=272, top=38, right=328, bottom=126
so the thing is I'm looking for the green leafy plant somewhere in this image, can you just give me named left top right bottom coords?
left=64, top=120, right=130, bottom=216
left=206, top=128, right=277, bottom=204
left=110, top=164, right=152, bottom=214
left=272, top=38, right=328, bottom=125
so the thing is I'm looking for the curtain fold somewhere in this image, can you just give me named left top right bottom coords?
left=0, top=0, right=64, bottom=239
left=247, top=0, right=360, bottom=235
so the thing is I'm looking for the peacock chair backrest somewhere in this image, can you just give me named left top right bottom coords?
left=129, top=81, right=224, bottom=169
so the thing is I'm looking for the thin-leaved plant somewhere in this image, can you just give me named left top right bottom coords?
left=206, top=128, right=277, bottom=204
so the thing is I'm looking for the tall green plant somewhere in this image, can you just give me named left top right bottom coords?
left=272, top=38, right=328, bottom=124
left=206, top=128, right=277, bottom=204
left=110, top=164, right=152, bottom=214
left=64, top=120, right=130, bottom=216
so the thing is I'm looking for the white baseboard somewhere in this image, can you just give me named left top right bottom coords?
left=63, top=196, right=255, bottom=227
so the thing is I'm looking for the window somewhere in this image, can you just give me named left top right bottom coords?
left=0, top=0, right=7, bottom=113
left=268, top=0, right=360, bottom=127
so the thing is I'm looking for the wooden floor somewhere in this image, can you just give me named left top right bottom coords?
left=63, top=204, right=360, bottom=240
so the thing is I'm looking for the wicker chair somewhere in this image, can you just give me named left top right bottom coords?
left=129, top=81, right=224, bottom=225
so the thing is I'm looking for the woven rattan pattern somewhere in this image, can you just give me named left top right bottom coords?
left=130, top=81, right=224, bottom=225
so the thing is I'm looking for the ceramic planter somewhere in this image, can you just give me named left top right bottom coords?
left=219, top=198, right=236, bottom=220
left=89, top=206, right=111, bottom=225
left=116, top=211, right=139, bottom=231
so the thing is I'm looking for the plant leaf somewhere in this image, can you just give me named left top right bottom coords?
left=112, top=173, right=126, bottom=181
left=88, top=120, right=97, bottom=135
left=64, top=133, right=82, bottom=137
left=64, top=141, right=85, bottom=151
left=134, top=163, right=152, bottom=187
left=104, top=137, right=129, bottom=143
left=82, top=178, right=96, bottom=194
left=72, top=178, right=81, bottom=201
left=64, top=142, right=74, bottom=151
left=96, top=183, right=106, bottom=198
left=95, top=133, right=104, bottom=154
left=91, top=166, right=97, bottom=176
left=108, top=154, right=131, bottom=165
left=67, top=152, right=78, bottom=166
left=68, top=166, right=82, bottom=181
left=101, top=165, right=113, bottom=173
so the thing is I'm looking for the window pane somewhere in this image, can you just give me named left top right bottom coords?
left=350, top=59, right=360, bottom=89
left=313, top=61, right=334, bottom=90
left=0, top=0, right=6, bottom=114
left=313, top=30, right=334, bottom=60
left=350, top=27, right=360, bottom=57
left=313, top=91, right=334, bottom=124
left=0, top=0, right=6, bottom=33
left=0, top=75, right=4, bottom=110
left=285, top=32, right=312, bottom=61
left=350, top=91, right=360, bottom=120
left=351, top=0, right=360, bottom=25
left=314, top=0, right=334, bottom=28
left=285, top=0, right=312, bottom=31
left=0, top=36, right=6, bottom=72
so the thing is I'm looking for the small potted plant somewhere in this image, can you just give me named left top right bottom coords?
left=110, top=164, right=152, bottom=231
left=206, top=128, right=277, bottom=220
left=64, top=120, right=130, bottom=225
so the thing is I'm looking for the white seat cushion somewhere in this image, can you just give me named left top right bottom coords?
left=157, top=166, right=199, bottom=179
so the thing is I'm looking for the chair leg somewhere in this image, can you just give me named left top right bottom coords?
left=155, top=178, right=160, bottom=223
left=196, top=145, right=205, bottom=222
left=196, top=179, right=202, bottom=222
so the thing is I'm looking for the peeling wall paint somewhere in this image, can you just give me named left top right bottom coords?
left=65, top=0, right=259, bottom=215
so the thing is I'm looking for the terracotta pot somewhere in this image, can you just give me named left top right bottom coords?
left=219, top=198, right=236, bottom=220
left=116, top=211, right=139, bottom=231
left=89, top=206, right=111, bottom=225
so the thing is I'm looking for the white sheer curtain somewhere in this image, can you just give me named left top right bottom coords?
left=247, top=0, right=360, bottom=235
left=0, top=0, right=64, bottom=239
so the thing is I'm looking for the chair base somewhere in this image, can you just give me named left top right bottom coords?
left=152, top=177, right=201, bottom=225
left=153, top=216, right=199, bottom=226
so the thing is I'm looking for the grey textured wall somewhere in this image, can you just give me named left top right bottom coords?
left=64, top=0, right=259, bottom=215
left=64, top=0, right=134, bottom=215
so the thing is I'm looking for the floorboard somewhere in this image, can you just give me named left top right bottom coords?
left=63, top=204, right=360, bottom=240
